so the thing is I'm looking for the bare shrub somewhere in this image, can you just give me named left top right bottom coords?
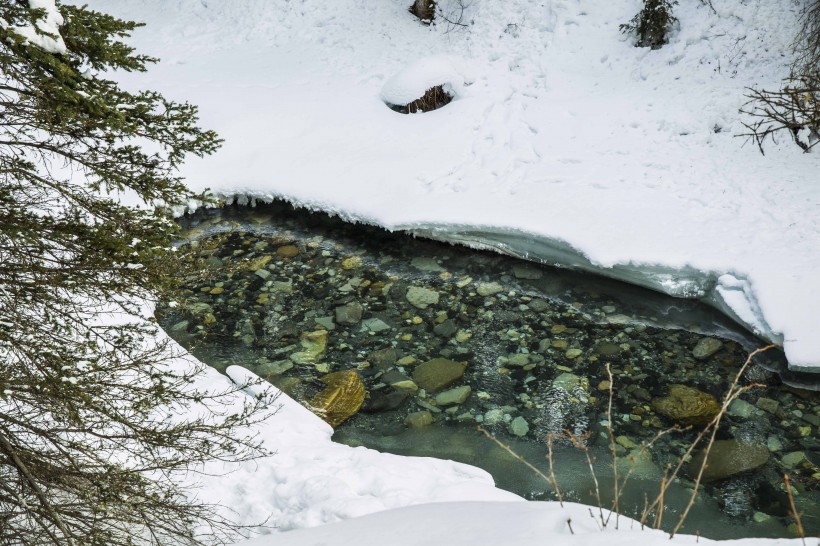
left=620, top=0, right=679, bottom=50
left=388, top=85, right=453, bottom=114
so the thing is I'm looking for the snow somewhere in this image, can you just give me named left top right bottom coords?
left=58, top=0, right=820, bottom=544
left=88, top=0, right=820, bottom=373
left=2, top=0, right=67, bottom=54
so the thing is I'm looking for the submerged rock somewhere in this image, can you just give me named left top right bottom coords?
left=308, top=370, right=366, bottom=428
left=687, top=440, right=770, bottom=482
left=652, top=384, right=720, bottom=426
left=290, top=330, right=328, bottom=364
left=693, top=337, right=723, bottom=360
left=412, top=358, right=467, bottom=391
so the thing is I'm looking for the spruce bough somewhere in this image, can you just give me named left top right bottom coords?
left=0, top=2, right=267, bottom=544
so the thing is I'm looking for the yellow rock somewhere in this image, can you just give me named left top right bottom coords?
left=276, top=245, right=300, bottom=258
left=290, top=330, right=328, bottom=364
left=209, top=287, right=224, bottom=295
left=308, top=370, right=365, bottom=428
left=652, top=384, right=720, bottom=427
left=341, top=256, right=363, bottom=270
left=247, top=255, right=272, bottom=270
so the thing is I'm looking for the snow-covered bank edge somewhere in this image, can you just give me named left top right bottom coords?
left=178, top=192, right=820, bottom=383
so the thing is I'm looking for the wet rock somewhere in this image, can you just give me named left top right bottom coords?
left=565, top=348, right=583, bottom=359
left=209, top=287, right=224, bottom=295
left=364, top=389, right=413, bottom=413
left=483, top=408, right=506, bottom=426
left=782, top=451, right=809, bottom=469
left=410, top=257, right=444, bottom=272
left=314, top=316, right=336, bottom=330
left=276, top=245, right=300, bottom=258
left=370, top=348, right=399, bottom=369
left=257, top=359, right=294, bottom=377
left=618, top=448, right=660, bottom=479
left=593, top=341, right=621, bottom=357
left=693, top=338, right=723, bottom=360
left=412, top=358, right=467, bottom=392
left=361, top=318, right=391, bottom=333
left=506, top=354, right=531, bottom=367
left=255, top=268, right=271, bottom=280
left=652, top=384, right=720, bottom=426
left=528, top=299, right=549, bottom=312
left=767, top=436, right=783, bottom=452
left=435, top=385, right=472, bottom=406
left=406, top=286, right=439, bottom=309
left=405, top=410, right=433, bottom=428
left=512, top=265, right=542, bottom=280
left=335, top=302, right=363, bottom=325
left=290, top=330, right=328, bottom=364
left=728, top=399, right=756, bottom=419
left=476, top=282, right=504, bottom=296
left=756, top=397, right=780, bottom=414
left=552, top=373, right=587, bottom=393
left=687, top=440, right=770, bottom=482
left=308, top=370, right=365, bottom=428
left=433, top=319, right=458, bottom=337
left=509, top=416, right=529, bottom=437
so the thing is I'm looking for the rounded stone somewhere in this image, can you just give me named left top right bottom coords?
left=276, top=245, right=300, bottom=258
left=412, top=358, right=467, bottom=392
left=692, top=337, right=723, bottom=360
left=651, top=384, right=720, bottom=426
left=406, top=286, right=440, bottom=309
left=687, top=440, right=770, bottom=482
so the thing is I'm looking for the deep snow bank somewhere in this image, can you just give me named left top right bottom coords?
left=93, top=0, right=820, bottom=372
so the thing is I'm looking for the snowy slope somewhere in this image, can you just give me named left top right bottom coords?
left=93, top=0, right=820, bottom=372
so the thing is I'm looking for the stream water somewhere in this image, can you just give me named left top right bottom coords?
left=156, top=200, right=820, bottom=540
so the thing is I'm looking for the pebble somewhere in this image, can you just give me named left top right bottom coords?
left=692, top=337, right=723, bottom=360
left=405, top=411, right=433, bottom=428
left=405, top=286, right=440, bottom=309
left=476, top=281, right=504, bottom=296
left=509, top=416, right=529, bottom=436
left=435, top=386, right=472, bottom=406
left=756, top=397, right=780, bottom=414
left=360, top=318, right=390, bottom=333
left=276, top=245, right=299, bottom=258
left=728, top=398, right=756, bottom=419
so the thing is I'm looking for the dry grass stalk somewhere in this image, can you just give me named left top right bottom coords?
left=394, top=85, right=452, bottom=114
left=784, top=474, right=806, bottom=546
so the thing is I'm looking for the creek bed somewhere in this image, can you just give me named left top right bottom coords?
left=157, top=200, right=820, bottom=540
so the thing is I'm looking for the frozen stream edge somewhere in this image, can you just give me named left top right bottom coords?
left=180, top=194, right=816, bottom=379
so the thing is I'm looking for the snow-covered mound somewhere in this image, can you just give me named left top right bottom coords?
left=93, top=0, right=820, bottom=372
left=380, top=54, right=474, bottom=107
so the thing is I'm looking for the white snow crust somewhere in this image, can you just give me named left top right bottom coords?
left=380, top=54, right=474, bottom=106
left=90, top=0, right=820, bottom=372
left=2, top=0, right=67, bottom=54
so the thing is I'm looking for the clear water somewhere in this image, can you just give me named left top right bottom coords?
left=157, top=200, right=820, bottom=540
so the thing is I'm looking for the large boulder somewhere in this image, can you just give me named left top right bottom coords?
left=652, top=384, right=720, bottom=427
left=687, top=440, right=770, bottom=482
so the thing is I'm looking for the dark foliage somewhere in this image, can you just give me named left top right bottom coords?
left=620, top=0, right=679, bottom=50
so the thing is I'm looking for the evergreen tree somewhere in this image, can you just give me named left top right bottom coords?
left=0, top=2, right=267, bottom=544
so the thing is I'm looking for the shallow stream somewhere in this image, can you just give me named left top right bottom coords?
left=157, top=201, right=820, bottom=540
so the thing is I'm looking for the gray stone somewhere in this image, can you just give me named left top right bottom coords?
left=687, top=440, right=770, bottom=482
left=506, top=354, right=531, bottom=367
left=405, top=410, right=433, bottom=428
left=361, top=318, right=391, bottom=333
left=314, top=316, right=336, bottom=330
left=406, top=286, right=440, bottom=309
left=412, top=358, right=467, bottom=392
left=781, top=451, right=809, bottom=468
left=753, top=512, right=772, bottom=523
left=364, top=389, right=412, bottom=413
left=433, top=319, right=458, bottom=337
left=381, top=370, right=412, bottom=386
left=483, top=408, right=505, bottom=426
left=767, top=436, right=784, bottom=452
left=410, top=257, right=445, bottom=272
left=552, top=372, right=587, bottom=393
left=476, top=281, right=504, bottom=296
left=593, top=342, right=621, bottom=357
left=692, top=338, right=723, bottom=360
left=509, top=416, right=529, bottom=437
left=801, top=413, right=820, bottom=427
left=205, top=256, right=224, bottom=269
left=335, top=302, right=363, bottom=325
left=254, top=268, right=271, bottom=280
left=512, top=265, right=542, bottom=280
left=170, top=320, right=189, bottom=332
left=271, top=280, right=294, bottom=294
left=728, top=399, right=756, bottom=419
left=435, top=385, right=472, bottom=406
left=257, top=359, right=294, bottom=377
left=370, top=348, right=399, bottom=369
left=528, top=299, right=549, bottom=312
left=756, top=397, right=780, bottom=414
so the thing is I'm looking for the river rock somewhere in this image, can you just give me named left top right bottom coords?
left=405, top=410, right=433, bottom=428
left=509, top=416, right=529, bottom=437
left=276, top=245, right=300, bottom=258
left=781, top=451, right=809, bottom=469
left=433, top=319, right=458, bottom=337
left=290, top=330, right=328, bottom=364
left=363, top=389, right=413, bottom=413
left=412, top=358, right=467, bottom=391
left=728, top=399, right=756, bottom=419
left=410, top=257, right=444, bottom=272
left=552, top=372, right=587, bottom=393
left=406, top=286, right=439, bottom=309
left=512, top=265, right=542, bottom=280
left=652, top=384, right=720, bottom=426
left=593, top=341, right=621, bottom=357
left=435, top=385, right=472, bottom=406
left=361, top=318, right=391, bottom=333
left=335, top=302, right=363, bottom=325
left=308, top=370, right=365, bottom=428
left=687, top=440, right=770, bottom=482
left=476, top=281, right=504, bottom=296
left=756, top=397, right=780, bottom=414
left=256, top=359, right=294, bottom=377
left=692, top=337, right=723, bottom=360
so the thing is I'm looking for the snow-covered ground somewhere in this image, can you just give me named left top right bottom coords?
left=69, top=0, right=820, bottom=544
left=97, top=0, right=820, bottom=373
